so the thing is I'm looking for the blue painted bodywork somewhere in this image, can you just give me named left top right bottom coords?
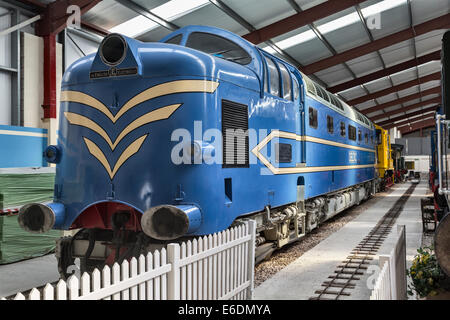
left=53, top=25, right=376, bottom=236
left=0, top=125, right=48, bottom=168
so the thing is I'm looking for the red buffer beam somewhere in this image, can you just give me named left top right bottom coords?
left=242, top=0, right=366, bottom=44
left=362, top=86, right=441, bottom=115
left=347, top=72, right=441, bottom=105
left=302, top=14, right=450, bottom=75
left=370, top=96, right=441, bottom=121
left=327, top=50, right=441, bottom=93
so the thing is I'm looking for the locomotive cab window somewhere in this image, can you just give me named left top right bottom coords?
left=365, top=133, right=369, bottom=144
left=293, top=78, right=300, bottom=100
left=348, top=125, right=356, bottom=141
left=376, top=129, right=382, bottom=144
left=327, top=115, right=334, bottom=134
left=278, top=63, right=292, bottom=100
left=185, top=32, right=252, bottom=65
left=309, top=107, right=318, bottom=129
left=340, top=122, right=346, bottom=137
left=358, top=129, right=362, bottom=141
left=265, top=57, right=280, bottom=97
left=164, top=34, right=183, bottom=45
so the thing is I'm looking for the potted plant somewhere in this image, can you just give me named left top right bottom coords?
left=407, top=246, right=450, bottom=299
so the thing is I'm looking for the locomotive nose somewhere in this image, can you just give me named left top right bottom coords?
left=18, top=203, right=65, bottom=233
left=141, top=205, right=202, bottom=240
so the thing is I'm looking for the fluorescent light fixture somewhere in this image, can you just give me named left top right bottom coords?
left=262, top=0, right=407, bottom=53
left=110, top=0, right=209, bottom=37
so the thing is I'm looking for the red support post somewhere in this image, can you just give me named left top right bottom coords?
left=43, top=34, right=57, bottom=119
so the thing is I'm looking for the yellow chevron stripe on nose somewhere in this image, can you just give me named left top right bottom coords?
left=61, top=80, right=219, bottom=123
left=64, top=103, right=181, bottom=150
left=83, top=135, right=148, bottom=179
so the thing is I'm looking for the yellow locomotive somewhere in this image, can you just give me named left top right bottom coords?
left=375, top=124, right=394, bottom=190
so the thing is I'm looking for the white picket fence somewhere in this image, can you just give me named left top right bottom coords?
left=2, top=220, right=256, bottom=300
left=370, top=225, right=407, bottom=300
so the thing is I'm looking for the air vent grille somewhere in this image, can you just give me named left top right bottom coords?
left=222, top=100, right=249, bottom=168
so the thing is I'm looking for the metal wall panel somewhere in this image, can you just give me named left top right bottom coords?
left=65, top=29, right=101, bottom=71
left=395, top=137, right=432, bottom=156
left=0, top=7, right=11, bottom=125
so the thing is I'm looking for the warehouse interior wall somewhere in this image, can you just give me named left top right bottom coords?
left=0, top=7, right=11, bottom=125
left=65, top=29, right=101, bottom=70
left=21, top=32, right=62, bottom=146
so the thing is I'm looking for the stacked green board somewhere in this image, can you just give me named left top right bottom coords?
left=0, top=172, right=55, bottom=209
left=0, top=169, right=61, bottom=264
left=0, top=214, right=61, bottom=264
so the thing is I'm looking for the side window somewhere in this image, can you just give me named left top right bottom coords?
left=365, top=133, right=369, bottom=144
left=358, top=129, right=362, bottom=141
left=265, top=57, right=280, bottom=97
left=309, top=107, right=318, bottom=129
left=327, top=115, right=334, bottom=134
left=376, top=129, right=382, bottom=144
left=348, top=125, right=356, bottom=141
left=340, top=122, right=346, bottom=137
left=278, top=63, right=292, bottom=100
left=293, top=78, right=300, bottom=100
left=263, top=58, right=269, bottom=93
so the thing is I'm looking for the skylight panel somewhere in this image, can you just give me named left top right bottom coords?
left=261, top=0, right=407, bottom=52
left=110, top=0, right=209, bottom=38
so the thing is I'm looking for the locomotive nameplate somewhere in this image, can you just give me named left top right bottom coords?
left=90, top=67, right=138, bottom=79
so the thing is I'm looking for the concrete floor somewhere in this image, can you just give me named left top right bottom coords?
left=0, top=254, right=59, bottom=298
left=254, top=180, right=426, bottom=300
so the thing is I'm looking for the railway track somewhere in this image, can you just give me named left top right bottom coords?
left=309, top=183, right=417, bottom=300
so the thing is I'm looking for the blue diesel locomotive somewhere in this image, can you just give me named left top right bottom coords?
left=19, top=26, right=378, bottom=274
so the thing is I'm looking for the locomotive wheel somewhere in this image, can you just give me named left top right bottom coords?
left=435, top=213, right=450, bottom=277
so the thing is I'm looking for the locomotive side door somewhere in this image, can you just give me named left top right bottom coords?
left=291, top=70, right=305, bottom=164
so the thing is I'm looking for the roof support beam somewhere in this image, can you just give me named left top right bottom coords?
left=242, top=0, right=366, bottom=44
left=9, top=0, right=108, bottom=36
left=114, top=0, right=178, bottom=31
left=302, top=13, right=450, bottom=75
left=347, top=72, right=441, bottom=105
left=376, top=105, right=438, bottom=127
left=370, top=96, right=441, bottom=121
left=362, top=86, right=441, bottom=115
left=327, top=50, right=441, bottom=93
left=80, top=20, right=109, bottom=36
left=399, top=118, right=436, bottom=134
left=35, top=0, right=102, bottom=36
left=385, top=111, right=436, bottom=129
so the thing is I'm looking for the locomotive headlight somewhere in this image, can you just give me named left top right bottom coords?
left=99, top=34, right=127, bottom=66
left=43, top=145, right=61, bottom=164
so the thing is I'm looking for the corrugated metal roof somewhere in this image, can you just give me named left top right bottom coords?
left=75, top=0, right=449, bottom=130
